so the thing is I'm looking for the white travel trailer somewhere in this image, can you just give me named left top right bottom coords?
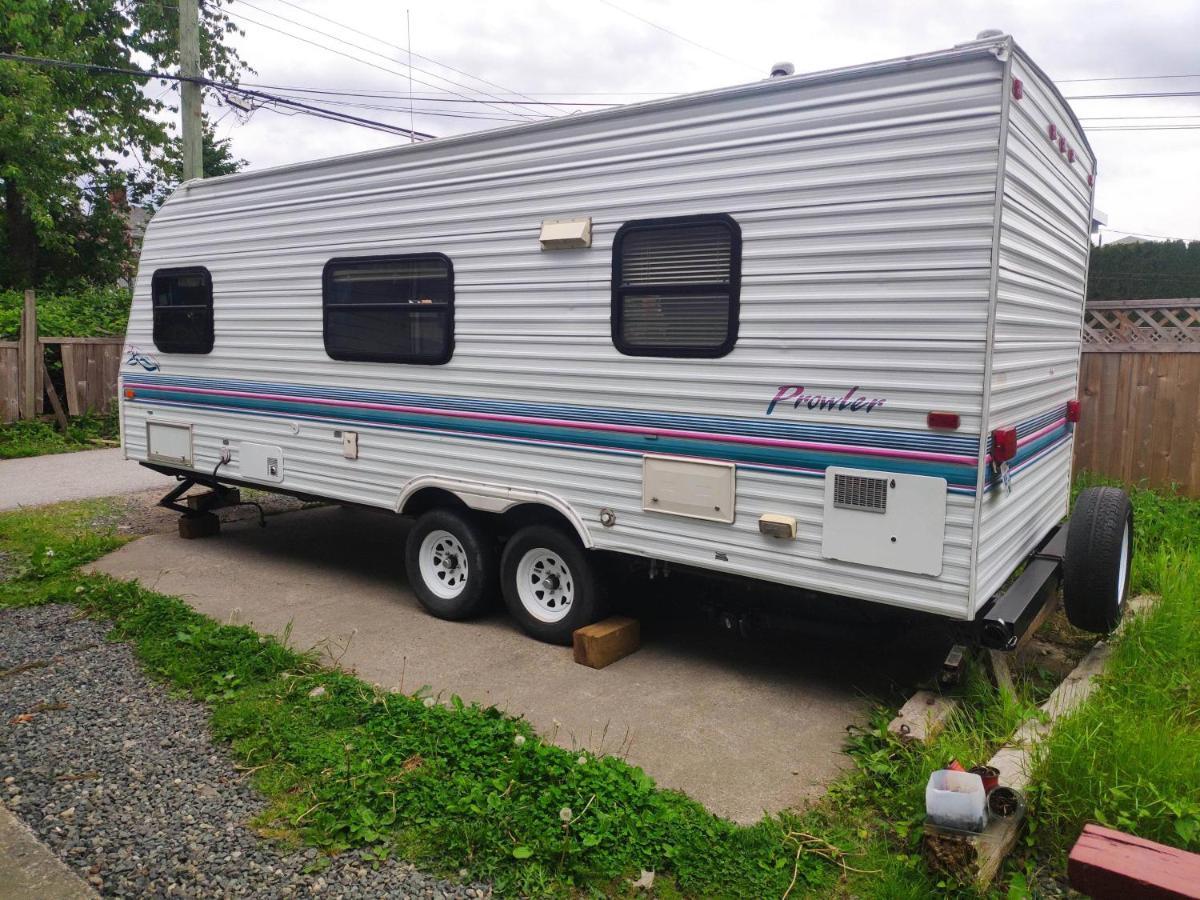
left=121, top=32, right=1133, bottom=647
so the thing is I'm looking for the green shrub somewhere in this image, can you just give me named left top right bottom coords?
left=0, top=286, right=130, bottom=340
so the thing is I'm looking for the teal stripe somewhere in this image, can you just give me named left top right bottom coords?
left=132, top=386, right=982, bottom=487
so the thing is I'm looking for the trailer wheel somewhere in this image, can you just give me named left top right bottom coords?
left=501, top=525, right=605, bottom=645
left=1062, top=486, right=1133, bottom=634
left=405, top=508, right=496, bottom=621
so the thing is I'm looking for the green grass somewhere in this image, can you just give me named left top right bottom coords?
left=2, top=480, right=1198, bottom=897
left=0, top=410, right=120, bottom=459
left=1034, top=477, right=1200, bottom=853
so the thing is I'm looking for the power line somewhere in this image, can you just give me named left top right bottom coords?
left=596, top=0, right=760, bottom=74
left=1081, top=114, right=1200, bottom=120
left=237, top=82, right=617, bottom=106
left=224, top=5, right=546, bottom=120
left=0, top=51, right=435, bottom=139
left=1059, top=73, right=1200, bottom=83
left=263, top=0, right=571, bottom=116
left=1066, top=90, right=1200, bottom=99
left=1088, top=124, right=1200, bottom=131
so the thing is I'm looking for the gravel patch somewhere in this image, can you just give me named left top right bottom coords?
left=1, top=604, right=489, bottom=898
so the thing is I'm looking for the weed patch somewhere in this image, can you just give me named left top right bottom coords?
left=0, top=410, right=120, bottom=459
left=3, top=482, right=1198, bottom=897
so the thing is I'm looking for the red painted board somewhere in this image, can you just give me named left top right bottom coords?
left=1069, top=823, right=1200, bottom=899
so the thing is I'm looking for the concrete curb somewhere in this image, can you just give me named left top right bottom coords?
left=0, top=803, right=97, bottom=899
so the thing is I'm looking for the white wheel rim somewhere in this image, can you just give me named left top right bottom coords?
left=1116, top=522, right=1130, bottom=608
left=418, top=530, right=469, bottom=600
left=515, top=548, right=575, bottom=623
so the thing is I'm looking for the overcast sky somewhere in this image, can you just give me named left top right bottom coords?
left=190, top=0, right=1200, bottom=242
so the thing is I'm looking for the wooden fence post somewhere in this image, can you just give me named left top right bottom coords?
left=19, top=289, right=37, bottom=420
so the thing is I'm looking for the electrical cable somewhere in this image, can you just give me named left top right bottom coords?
left=0, top=52, right=436, bottom=139
left=250, top=0, right=573, bottom=116
left=223, top=7, right=547, bottom=120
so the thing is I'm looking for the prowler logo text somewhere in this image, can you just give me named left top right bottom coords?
left=766, top=385, right=887, bottom=416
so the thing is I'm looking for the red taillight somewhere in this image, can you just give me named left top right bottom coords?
left=1088, top=173, right=1094, bottom=187
left=1058, top=136, right=1067, bottom=153
left=1048, top=123, right=1058, bottom=141
left=1067, top=148, right=1075, bottom=163
left=927, top=411, right=961, bottom=430
left=124, top=388, right=135, bottom=399
left=1012, top=78, right=1024, bottom=100
left=992, top=427, right=1018, bottom=464
left=1066, top=400, right=1081, bottom=423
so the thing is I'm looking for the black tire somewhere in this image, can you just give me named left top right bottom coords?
left=500, top=525, right=606, bottom=645
left=404, top=508, right=497, bottom=621
left=1062, top=486, right=1133, bottom=633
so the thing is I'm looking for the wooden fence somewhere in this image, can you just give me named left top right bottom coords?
left=1074, top=300, right=1200, bottom=496
left=1, top=290, right=125, bottom=424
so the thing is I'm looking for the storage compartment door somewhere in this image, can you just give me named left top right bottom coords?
left=821, top=467, right=947, bottom=576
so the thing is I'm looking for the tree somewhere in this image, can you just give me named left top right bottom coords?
left=0, top=1, right=249, bottom=289
left=1088, top=240, right=1200, bottom=301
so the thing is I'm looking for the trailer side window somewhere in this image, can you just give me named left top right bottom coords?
left=322, top=254, right=454, bottom=365
left=612, top=215, right=741, bottom=358
left=151, top=267, right=214, bottom=354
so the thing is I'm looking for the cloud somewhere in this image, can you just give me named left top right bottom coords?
left=201, top=0, right=1199, bottom=240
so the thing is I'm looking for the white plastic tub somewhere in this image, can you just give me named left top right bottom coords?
left=925, top=769, right=987, bottom=832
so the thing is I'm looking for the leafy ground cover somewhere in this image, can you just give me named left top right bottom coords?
left=0, top=287, right=130, bottom=341
left=1033, top=477, right=1200, bottom=853
left=1, top=481, right=1197, bottom=897
left=0, top=410, right=120, bottom=459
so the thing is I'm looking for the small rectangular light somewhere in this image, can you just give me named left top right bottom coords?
left=124, top=388, right=136, bottom=399
left=927, top=411, right=960, bottom=430
left=992, top=426, right=1018, bottom=464
left=1011, top=78, right=1024, bottom=100
left=1066, top=399, right=1081, bottom=423
left=758, top=513, right=797, bottom=539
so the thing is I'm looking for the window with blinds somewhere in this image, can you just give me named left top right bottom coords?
left=322, top=254, right=454, bottom=364
left=611, top=215, right=741, bottom=357
left=152, top=267, right=214, bottom=354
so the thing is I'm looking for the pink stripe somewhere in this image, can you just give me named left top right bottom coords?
left=125, top=382, right=978, bottom=466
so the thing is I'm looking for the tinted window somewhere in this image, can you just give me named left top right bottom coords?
left=323, top=255, right=453, bottom=364
left=152, top=267, right=214, bottom=354
left=612, top=215, right=741, bottom=358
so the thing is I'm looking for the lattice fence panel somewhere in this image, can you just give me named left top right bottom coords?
left=1082, top=300, right=1200, bottom=352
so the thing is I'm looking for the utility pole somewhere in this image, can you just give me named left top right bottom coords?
left=179, top=0, right=203, bottom=180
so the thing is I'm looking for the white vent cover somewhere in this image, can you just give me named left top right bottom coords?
left=821, top=467, right=946, bottom=576
left=539, top=217, right=592, bottom=250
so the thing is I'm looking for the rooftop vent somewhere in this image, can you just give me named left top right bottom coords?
left=976, top=28, right=1005, bottom=40
left=769, top=61, right=794, bottom=78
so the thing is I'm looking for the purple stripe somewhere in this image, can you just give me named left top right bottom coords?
left=125, top=382, right=980, bottom=466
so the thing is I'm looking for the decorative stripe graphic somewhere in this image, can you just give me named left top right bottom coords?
left=122, top=374, right=1071, bottom=494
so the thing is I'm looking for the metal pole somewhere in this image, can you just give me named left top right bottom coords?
left=179, top=0, right=203, bottom=180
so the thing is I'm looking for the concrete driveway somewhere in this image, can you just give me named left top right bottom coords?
left=89, top=506, right=926, bottom=823
left=0, top=449, right=169, bottom=511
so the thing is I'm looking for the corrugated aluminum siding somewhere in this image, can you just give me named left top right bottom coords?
left=973, top=47, right=1095, bottom=610
left=123, top=44, right=1013, bottom=618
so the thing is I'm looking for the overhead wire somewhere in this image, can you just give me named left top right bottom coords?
left=596, top=0, right=760, bottom=74
left=259, top=0, right=574, bottom=116
left=223, top=5, right=548, bottom=120
left=0, top=51, right=435, bottom=139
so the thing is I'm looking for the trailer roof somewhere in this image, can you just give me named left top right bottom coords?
left=188, top=33, right=1091, bottom=190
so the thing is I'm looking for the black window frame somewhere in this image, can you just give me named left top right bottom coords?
left=321, top=253, right=455, bottom=365
left=611, top=213, right=742, bottom=359
left=151, top=266, right=214, bottom=355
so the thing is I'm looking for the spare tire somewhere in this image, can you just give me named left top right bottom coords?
left=1062, top=486, right=1133, bottom=633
